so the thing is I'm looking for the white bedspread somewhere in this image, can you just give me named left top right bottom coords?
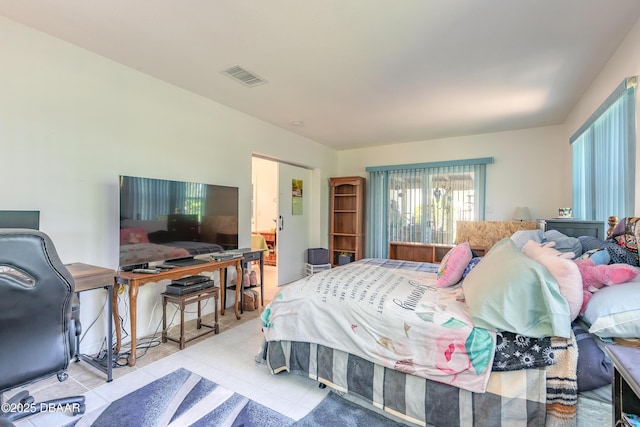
left=262, top=263, right=496, bottom=393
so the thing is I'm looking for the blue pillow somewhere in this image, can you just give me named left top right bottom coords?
left=579, top=248, right=610, bottom=265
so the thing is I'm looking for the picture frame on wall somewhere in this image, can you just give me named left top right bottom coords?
left=292, top=179, right=303, bottom=215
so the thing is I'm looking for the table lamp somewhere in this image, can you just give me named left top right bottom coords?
left=513, top=207, right=532, bottom=221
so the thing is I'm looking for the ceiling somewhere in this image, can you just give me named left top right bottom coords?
left=2, top=1, right=640, bottom=150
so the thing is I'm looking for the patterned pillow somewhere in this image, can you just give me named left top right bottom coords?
left=603, top=242, right=639, bottom=266
left=462, top=257, right=482, bottom=278
left=612, top=217, right=640, bottom=254
left=436, top=242, right=472, bottom=288
left=615, top=233, right=638, bottom=254
left=492, top=331, right=554, bottom=371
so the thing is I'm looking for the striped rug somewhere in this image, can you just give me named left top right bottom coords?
left=67, top=368, right=292, bottom=427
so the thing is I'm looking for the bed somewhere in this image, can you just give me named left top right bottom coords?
left=260, top=221, right=640, bottom=426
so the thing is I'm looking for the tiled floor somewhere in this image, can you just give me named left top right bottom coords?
left=6, top=266, right=330, bottom=426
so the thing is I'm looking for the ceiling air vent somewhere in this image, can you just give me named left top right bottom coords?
left=222, top=65, right=267, bottom=87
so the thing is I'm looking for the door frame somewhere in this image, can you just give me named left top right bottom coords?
left=251, top=154, right=318, bottom=285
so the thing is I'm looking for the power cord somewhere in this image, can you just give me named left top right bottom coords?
left=77, top=289, right=107, bottom=347
left=110, top=282, right=217, bottom=366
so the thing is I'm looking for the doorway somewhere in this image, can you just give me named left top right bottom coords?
left=251, top=156, right=312, bottom=291
left=251, top=157, right=278, bottom=302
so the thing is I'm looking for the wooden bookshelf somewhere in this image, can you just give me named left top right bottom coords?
left=329, top=176, right=365, bottom=266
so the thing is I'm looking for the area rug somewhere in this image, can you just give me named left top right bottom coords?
left=294, top=391, right=406, bottom=427
left=67, top=368, right=406, bottom=426
left=66, top=368, right=293, bottom=427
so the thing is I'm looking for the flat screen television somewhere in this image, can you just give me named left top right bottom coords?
left=119, top=175, right=238, bottom=269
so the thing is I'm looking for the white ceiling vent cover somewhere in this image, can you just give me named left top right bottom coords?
left=222, top=65, right=267, bottom=87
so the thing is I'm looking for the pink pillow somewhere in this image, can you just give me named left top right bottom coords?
left=436, top=242, right=472, bottom=288
left=120, top=227, right=150, bottom=245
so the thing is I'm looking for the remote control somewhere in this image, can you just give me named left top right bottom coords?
left=132, top=268, right=159, bottom=274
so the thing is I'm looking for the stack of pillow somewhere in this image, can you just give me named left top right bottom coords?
left=435, top=238, right=575, bottom=338
left=461, top=238, right=574, bottom=339
left=435, top=233, right=640, bottom=392
left=434, top=230, right=640, bottom=343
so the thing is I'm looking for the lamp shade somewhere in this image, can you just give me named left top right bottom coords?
left=513, top=206, right=531, bottom=221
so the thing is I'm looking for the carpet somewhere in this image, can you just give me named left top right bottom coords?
left=67, top=368, right=406, bottom=426
left=66, top=368, right=293, bottom=427
left=294, top=391, right=406, bottom=427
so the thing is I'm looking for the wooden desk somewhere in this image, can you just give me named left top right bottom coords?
left=66, top=262, right=115, bottom=382
left=114, top=258, right=242, bottom=366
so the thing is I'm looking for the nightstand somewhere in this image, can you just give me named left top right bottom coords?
left=542, top=219, right=605, bottom=239
left=161, top=287, right=219, bottom=349
left=606, top=345, right=640, bottom=425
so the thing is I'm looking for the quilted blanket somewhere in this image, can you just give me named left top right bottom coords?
left=262, top=262, right=496, bottom=393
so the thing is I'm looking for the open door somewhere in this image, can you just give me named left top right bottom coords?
left=277, top=163, right=312, bottom=285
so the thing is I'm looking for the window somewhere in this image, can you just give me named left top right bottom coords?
left=571, top=77, right=637, bottom=221
left=366, top=158, right=493, bottom=258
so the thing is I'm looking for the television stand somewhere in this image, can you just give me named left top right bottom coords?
left=115, top=258, right=243, bottom=366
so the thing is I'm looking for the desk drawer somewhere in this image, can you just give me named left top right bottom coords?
left=243, top=251, right=263, bottom=262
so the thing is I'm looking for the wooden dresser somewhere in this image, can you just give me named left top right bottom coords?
left=389, top=241, right=486, bottom=264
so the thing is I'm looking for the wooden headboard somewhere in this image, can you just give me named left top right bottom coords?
left=455, top=221, right=539, bottom=250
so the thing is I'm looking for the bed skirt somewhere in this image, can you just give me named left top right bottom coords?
left=266, top=340, right=548, bottom=427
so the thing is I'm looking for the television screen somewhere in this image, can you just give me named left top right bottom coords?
left=119, top=175, right=238, bottom=269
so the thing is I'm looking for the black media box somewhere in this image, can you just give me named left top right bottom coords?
left=165, top=280, right=214, bottom=295
left=307, top=248, right=329, bottom=265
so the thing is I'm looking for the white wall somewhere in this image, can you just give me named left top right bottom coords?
left=0, top=17, right=338, bottom=354
left=337, top=125, right=570, bottom=221
left=563, top=17, right=640, bottom=213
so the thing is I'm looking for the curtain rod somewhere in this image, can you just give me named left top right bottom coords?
left=365, top=157, right=494, bottom=172
left=570, top=76, right=637, bottom=144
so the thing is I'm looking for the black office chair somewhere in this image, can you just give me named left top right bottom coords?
left=0, top=229, right=86, bottom=424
